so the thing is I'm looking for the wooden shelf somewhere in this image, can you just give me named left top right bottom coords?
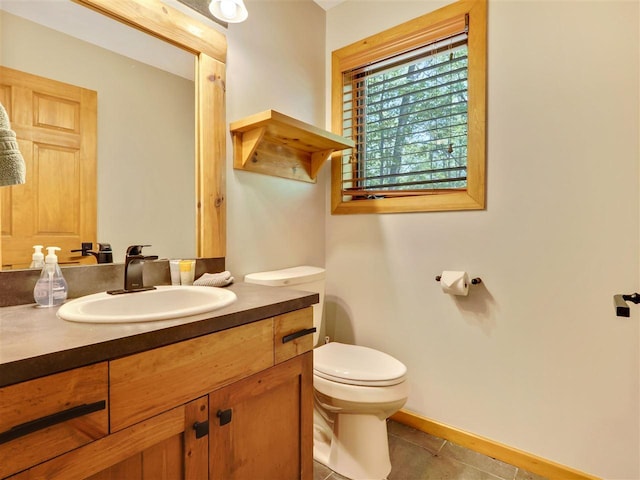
left=230, top=110, right=354, bottom=183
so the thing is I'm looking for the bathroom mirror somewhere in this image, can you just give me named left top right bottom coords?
left=0, top=0, right=227, bottom=268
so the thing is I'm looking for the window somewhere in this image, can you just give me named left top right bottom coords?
left=331, top=0, right=486, bottom=214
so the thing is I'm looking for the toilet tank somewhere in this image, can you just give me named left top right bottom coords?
left=244, top=266, right=325, bottom=346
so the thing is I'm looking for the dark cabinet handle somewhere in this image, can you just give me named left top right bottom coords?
left=282, top=327, right=316, bottom=344
left=193, top=420, right=209, bottom=438
left=0, top=400, right=106, bottom=445
left=217, top=409, right=232, bottom=426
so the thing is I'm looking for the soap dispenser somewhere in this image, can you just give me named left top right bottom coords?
left=29, top=245, right=45, bottom=269
left=33, top=246, right=68, bottom=307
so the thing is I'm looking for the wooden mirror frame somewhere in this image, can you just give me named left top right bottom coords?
left=67, top=0, right=226, bottom=258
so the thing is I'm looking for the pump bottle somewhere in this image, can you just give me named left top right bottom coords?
left=33, top=247, right=68, bottom=307
left=29, top=245, right=45, bottom=269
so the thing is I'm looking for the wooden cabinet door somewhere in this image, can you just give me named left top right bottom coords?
left=10, top=398, right=208, bottom=480
left=0, top=66, right=97, bottom=269
left=209, top=352, right=313, bottom=480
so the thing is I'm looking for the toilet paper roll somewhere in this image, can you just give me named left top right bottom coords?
left=440, top=271, right=470, bottom=296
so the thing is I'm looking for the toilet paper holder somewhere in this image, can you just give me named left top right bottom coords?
left=435, top=275, right=482, bottom=285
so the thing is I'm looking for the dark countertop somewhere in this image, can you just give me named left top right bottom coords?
left=0, top=282, right=318, bottom=388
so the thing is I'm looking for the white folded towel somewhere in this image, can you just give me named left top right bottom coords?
left=193, top=271, right=234, bottom=287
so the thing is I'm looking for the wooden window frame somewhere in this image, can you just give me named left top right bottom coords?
left=331, top=0, right=486, bottom=214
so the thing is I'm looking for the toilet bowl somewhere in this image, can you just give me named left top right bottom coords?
left=313, top=342, right=409, bottom=479
left=244, top=266, right=409, bottom=480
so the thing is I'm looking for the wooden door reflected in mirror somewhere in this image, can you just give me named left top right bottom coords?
left=1, top=67, right=97, bottom=268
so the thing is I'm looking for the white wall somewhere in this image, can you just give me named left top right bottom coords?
left=225, top=0, right=327, bottom=278
left=325, top=1, right=639, bottom=479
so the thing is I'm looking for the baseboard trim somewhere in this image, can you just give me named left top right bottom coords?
left=390, top=409, right=600, bottom=480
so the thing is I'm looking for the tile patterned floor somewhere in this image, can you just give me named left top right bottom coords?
left=313, top=421, right=549, bottom=480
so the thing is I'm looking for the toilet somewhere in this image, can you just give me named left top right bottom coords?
left=244, top=266, right=409, bottom=480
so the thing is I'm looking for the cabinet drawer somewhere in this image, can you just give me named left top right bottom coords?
left=0, top=363, right=108, bottom=478
left=110, top=318, right=274, bottom=432
left=274, top=307, right=314, bottom=364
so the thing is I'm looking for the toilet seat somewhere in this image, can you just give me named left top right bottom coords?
left=313, top=342, right=407, bottom=387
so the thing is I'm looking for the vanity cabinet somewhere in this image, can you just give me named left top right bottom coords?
left=1, top=307, right=314, bottom=480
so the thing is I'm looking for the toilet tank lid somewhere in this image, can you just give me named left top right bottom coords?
left=244, top=266, right=325, bottom=286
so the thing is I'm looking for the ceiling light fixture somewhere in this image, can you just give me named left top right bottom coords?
left=209, top=0, right=248, bottom=23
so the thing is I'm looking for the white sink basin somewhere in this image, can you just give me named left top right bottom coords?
left=58, top=285, right=237, bottom=323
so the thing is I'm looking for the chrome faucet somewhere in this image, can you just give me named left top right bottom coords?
left=108, top=245, right=158, bottom=295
